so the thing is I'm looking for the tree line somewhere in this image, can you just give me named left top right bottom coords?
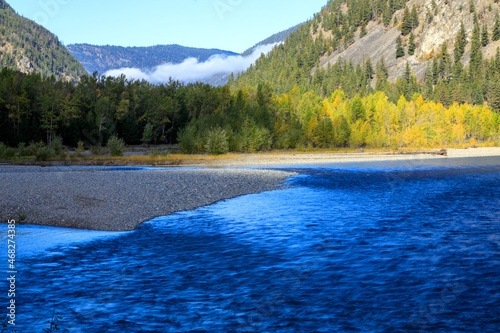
left=0, top=67, right=498, bottom=155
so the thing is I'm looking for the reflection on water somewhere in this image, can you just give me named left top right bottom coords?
left=7, top=157, right=500, bottom=332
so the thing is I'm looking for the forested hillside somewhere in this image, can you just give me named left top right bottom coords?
left=232, top=0, right=500, bottom=109
left=67, top=44, right=238, bottom=75
left=0, top=0, right=86, bottom=82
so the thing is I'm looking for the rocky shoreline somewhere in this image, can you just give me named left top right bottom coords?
left=0, top=166, right=295, bottom=231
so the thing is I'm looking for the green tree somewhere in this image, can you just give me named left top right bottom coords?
left=315, top=117, right=334, bottom=147
left=470, top=21, right=483, bottom=76
left=141, top=123, right=154, bottom=146
left=470, top=0, right=475, bottom=13
left=489, top=77, right=500, bottom=112
left=410, top=5, right=419, bottom=29
left=454, top=22, right=467, bottom=63
left=383, top=1, right=392, bottom=26
left=408, top=32, right=415, bottom=55
left=401, top=6, right=412, bottom=36
left=481, top=23, right=489, bottom=46
left=493, top=12, right=500, bottom=41
left=351, top=95, right=366, bottom=122
left=396, top=36, right=405, bottom=58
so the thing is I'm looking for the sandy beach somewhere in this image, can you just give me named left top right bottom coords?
left=1, top=147, right=499, bottom=231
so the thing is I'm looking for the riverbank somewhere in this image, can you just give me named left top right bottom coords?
left=0, top=166, right=294, bottom=231
left=2, top=148, right=499, bottom=231
left=14, top=147, right=500, bottom=168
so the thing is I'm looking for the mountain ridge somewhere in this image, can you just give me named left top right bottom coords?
left=233, top=0, right=500, bottom=102
left=67, top=43, right=239, bottom=75
left=0, top=0, right=86, bottom=82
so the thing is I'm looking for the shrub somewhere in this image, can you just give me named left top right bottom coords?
left=204, top=127, right=229, bottom=155
left=107, top=135, right=125, bottom=156
left=178, top=126, right=198, bottom=154
left=149, top=148, right=160, bottom=157
left=90, top=145, right=103, bottom=155
left=35, top=146, right=56, bottom=161
left=0, top=142, right=6, bottom=157
left=26, top=141, right=39, bottom=155
left=49, top=136, right=64, bottom=154
left=76, top=141, right=85, bottom=153
left=4, top=147, right=15, bottom=159
left=0, top=143, right=16, bottom=160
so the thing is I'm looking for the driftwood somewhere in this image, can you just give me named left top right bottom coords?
left=396, top=149, right=447, bottom=156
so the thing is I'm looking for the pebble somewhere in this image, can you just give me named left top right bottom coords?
left=0, top=166, right=295, bottom=231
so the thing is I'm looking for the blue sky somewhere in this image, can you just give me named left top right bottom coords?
left=8, top=0, right=327, bottom=53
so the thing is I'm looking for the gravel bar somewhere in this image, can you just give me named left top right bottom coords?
left=0, top=166, right=295, bottom=231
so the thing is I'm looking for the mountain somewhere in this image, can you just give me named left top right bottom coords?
left=67, top=25, right=298, bottom=86
left=241, top=24, right=301, bottom=57
left=0, top=0, right=86, bottom=82
left=66, top=44, right=239, bottom=75
left=233, top=0, right=500, bottom=97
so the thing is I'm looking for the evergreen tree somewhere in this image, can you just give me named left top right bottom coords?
left=454, top=22, right=467, bottom=63
left=470, top=0, right=475, bottom=13
left=408, top=32, right=415, bottom=55
left=490, top=76, right=500, bottom=112
left=396, top=36, right=405, bottom=58
left=493, top=12, right=500, bottom=41
left=375, top=55, right=389, bottom=89
left=383, top=1, right=392, bottom=26
left=481, top=23, right=489, bottom=47
left=439, top=42, right=451, bottom=81
left=401, top=6, right=412, bottom=36
left=411, top=5, right=419, bottom=29
left=470, top=21, right=483, bottom=75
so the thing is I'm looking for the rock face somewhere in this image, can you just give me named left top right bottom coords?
left=316, top=0, right=500, bottom=82
left=18, top=56, right=34, bottom=75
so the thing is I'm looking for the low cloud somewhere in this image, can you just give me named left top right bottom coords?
left=104, top=43, right=277, bottom=84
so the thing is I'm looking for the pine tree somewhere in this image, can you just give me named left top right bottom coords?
left=470, top=0, right=475, bottom=13
left=401, top=6, right=412, bottom=36
left=411, top=5, right=419, bottom=29
left=408, top=32, right=415, bottom=55
left=432, top=57, right=439, bottom=84
left=454, top=22, right=467, bottom=63
left=404, top=61, right=412, bottom=83
left=439, top=42, right=451, bottom=81
left=470, top=22, right=483, bottom=75
left=396, top=36, right=405, bottom=58
left=490, top=78, right=500, bottom=113
left=383, top=1, right=392, bottom=26
left=493, top=12, right=500, bottom=41
left=481, top=23, right=489, bottom=46
left=376, top=55, right=388, bottom=81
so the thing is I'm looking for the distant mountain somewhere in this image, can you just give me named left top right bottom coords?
left=241, top=24, right=301, bottom=57
left=67, top=44, right=239, bottom=75
left=0, top=0, right=86, bottom=82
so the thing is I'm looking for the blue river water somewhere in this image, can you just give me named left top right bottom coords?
left=2, top=157, right=500, bottom=332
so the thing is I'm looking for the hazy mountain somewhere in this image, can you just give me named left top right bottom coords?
left=67, top=25, right=299, bottom=86
left=67, top=44, right=238, bottom=75
left=0, top=0, right=86, bottom=82
left=241, top=24, right=301, bottom=57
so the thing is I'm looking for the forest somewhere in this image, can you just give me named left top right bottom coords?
left=1, top=0, right=500, bottom=157
left=0, top=67, right=498, bottom=158
left=232, top=0, right=500, bottom=111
